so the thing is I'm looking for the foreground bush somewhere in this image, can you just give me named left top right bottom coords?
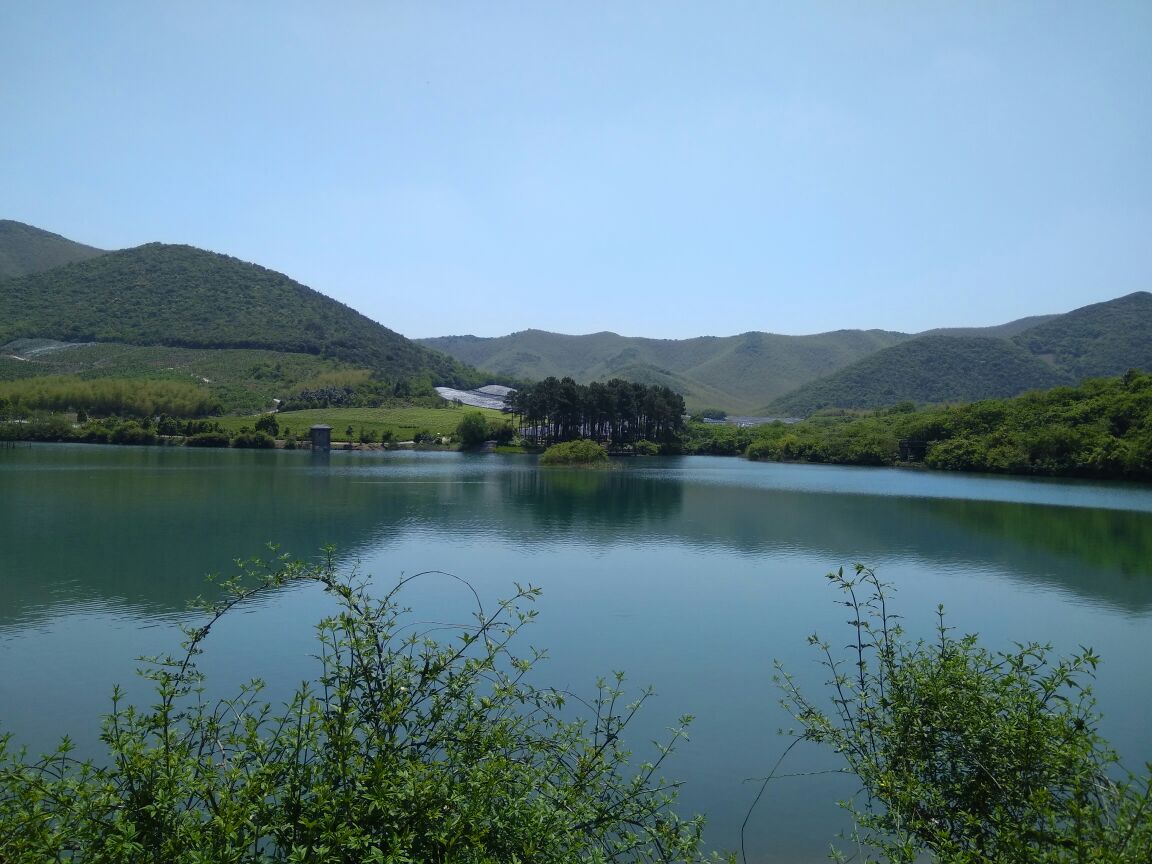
left=540, top=439, right=609, bottom=465
left=0, top=552, right=720, bottom=863
left=773, top=566, right=1152, bottom=863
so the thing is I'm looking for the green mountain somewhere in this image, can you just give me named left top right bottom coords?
left=0, top=242, right=477, bottom=387
left=767, top=293, right=1152, bottom=415
left=0, top=220, right=106, bottom=279
left=764, top=335, right=1071, bottom=416
left=1012, top=291, right=1152, bottom=379
left=921, top=314, right=1058, bottom=339
left=419, top=328, right=911, bottom=413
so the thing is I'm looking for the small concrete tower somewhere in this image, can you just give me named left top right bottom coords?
left=309, top=424, right=332, bottom=451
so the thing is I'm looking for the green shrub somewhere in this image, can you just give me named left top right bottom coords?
left=0, top=553, right=720, bottom=863
left=773, top=566, right=1152, bottom=863
left=745, top=439, right=775, bottom=461
left=185, top=431, right=232, bottom=448
left=78, top=421, right=111, bottom=444
left=633, top=439, right=659, bottom=456
left=540, top=439, right=610, bottom=465
left=231, top=430, right=275, bottom=449
left=181, top=419, right=225, bottom=436
left=489, top=420, right=515, bottom=445
left=10, top=412, right=75, bottom=442
left=455, top=411, right=490, bottom=449
left=681, top=422, right=756, bottom=456
left=254, top=413, right=280, bottom=437
left=109, top=421, right=157, bottom=445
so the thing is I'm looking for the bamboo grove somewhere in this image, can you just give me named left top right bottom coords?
left=506, top=377, right=686, bottom=446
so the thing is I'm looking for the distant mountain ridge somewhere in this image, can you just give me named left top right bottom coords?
left=1012, top=291, right=1152, bottom=380
left=6, top=220, right=1147, bottom=417
left=764, top=334, right=1072, bottom=415
left=920, top=314, right=1059, bottom=339
left=423, top=295, right=1152, bottom=415
left=766, top=292, right=1152, bottom=415
left=0, top=237, right=478, bottom=387
left=420, top=328, right=912, bottom=413
left=0, top=220, right=106, bottom=279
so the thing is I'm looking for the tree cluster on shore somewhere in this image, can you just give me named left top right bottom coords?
left=506, top=377, right=685, bottom=446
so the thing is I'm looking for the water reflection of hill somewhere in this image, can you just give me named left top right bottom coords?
left=3, top=447, right=1151, bottom=629
left=667, top=484, right=1152, bottom=613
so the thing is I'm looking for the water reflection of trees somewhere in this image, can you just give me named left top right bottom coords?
left=4, top=448, right=1151, bottom=629
left=502, top=469, right=684, bottom=535
left=670, top=484, right=1152, bottom=613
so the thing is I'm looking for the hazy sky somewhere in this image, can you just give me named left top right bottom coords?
left=3, top=2, right=1150, bottom=340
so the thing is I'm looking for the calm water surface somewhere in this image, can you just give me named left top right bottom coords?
left=2, top=444, right=1151, bottom=861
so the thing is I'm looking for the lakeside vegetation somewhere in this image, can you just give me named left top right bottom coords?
left=5, top=370, right=1152, bottom=483
left=0, top=405, right=508, bottom=450
left=772, top=566, right=1152, bottom=863
left=1, top=553, right=1147, bottom=862
left=539, top=439, right=610, bottom=465
left=0, top=553, right=720, bottom=863
left=735, top=369, right=1152, bottom=480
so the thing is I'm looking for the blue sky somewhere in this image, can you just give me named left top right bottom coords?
left=3, top=2, right=1150, bottom=339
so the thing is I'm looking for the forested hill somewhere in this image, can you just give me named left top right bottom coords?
left=0, top=242, right=478, bottom=386
left=767, top=293, right=1152, bottom=415
left=418, top=328, right=911, bottom=413
left=1012, top=291, right=1152, bottom=379
left=0, top=220, right=106, bottom=279
left=920, top=314, right=1058, bottom=339
left=765, top=335, right=1071, bottom=416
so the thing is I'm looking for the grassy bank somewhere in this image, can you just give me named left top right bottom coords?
left=213, top=405, right=507, bottom=442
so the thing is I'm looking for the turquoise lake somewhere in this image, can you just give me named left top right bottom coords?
left=2, top=444, right=1151, bottom=861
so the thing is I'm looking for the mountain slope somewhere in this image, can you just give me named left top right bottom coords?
left=765, top=335, right=1072, bottom=415
left=0, top=242, right=477, bottom=386
left=764, top=293, right=1152, bottom=415
left=921, top=314, right=1059, bottom=339
left=419, top=328, right=911, bottom=413
left=1012, top=291, right=1152, bottom=379
left=0, top=220, right=106, bottom=279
